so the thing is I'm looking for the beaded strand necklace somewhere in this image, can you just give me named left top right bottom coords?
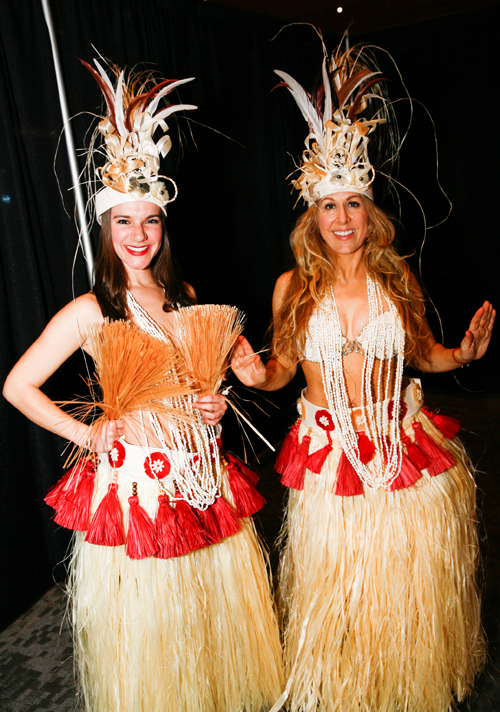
left=317, top=275, right=405, bottom=488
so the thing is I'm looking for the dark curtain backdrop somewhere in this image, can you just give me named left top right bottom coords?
left=0, top=0, right=498, bottom=629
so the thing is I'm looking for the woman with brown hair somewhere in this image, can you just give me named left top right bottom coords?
left=3, top=60, right=283, bottom=712
left=232, top=46, right=494, bottom=712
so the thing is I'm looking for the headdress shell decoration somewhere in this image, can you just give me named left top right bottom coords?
left=81, top=58, right=197, bottom=223
left=275, top=45, right=391, bottom=204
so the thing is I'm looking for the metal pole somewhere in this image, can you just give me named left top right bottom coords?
left=41, top=0, right=94, bottom=286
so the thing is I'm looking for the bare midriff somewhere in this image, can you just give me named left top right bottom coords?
left=302, top=354, right=408, bottom=410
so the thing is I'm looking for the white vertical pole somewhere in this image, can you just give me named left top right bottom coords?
left=40, top=0, right=94, bottom=286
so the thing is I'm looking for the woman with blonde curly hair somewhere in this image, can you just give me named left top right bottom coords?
left=232, top=46, right=494, bottom=712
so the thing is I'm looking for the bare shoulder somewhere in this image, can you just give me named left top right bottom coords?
left=55, top=292, right=103, bottom=328
left=275, top=270, right=294, bottom=289
left=273, top=270, right=294, bottom=311
left=184, top=282, right=197, bottom=303
left=44, top=292, right=104, bottom=348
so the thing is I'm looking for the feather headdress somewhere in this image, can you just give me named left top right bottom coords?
left=81, top=58, right=197, bottom=222
left=275, top=44, right=395, bottom=203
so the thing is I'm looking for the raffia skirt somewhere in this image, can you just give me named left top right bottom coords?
left=65, top=442, right=284, bottom=712
left=278, top=380, right=485, bottom=712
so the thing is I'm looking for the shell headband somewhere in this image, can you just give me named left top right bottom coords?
left=275, top=46, right=391, bottom=204
left=81, top=59, right=197, bottom=223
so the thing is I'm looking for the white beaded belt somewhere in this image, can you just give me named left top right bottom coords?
left=301, top=378, right=423, bottom=432
left=98, top=440, right=187, bottom=482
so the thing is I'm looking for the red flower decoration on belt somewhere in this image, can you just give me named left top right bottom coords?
left=108, top=440, right=126, bottom=468
left=315, top=409, right=335, bottom=431
left=387, top=399, right=408, bottom=422
left=144, top=452, right=171, bottom=479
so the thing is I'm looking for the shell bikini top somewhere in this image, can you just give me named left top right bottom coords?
left=304, top=292, right=405, bottom=362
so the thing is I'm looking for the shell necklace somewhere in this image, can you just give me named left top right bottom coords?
left=316, top=275, right=405, bottom=488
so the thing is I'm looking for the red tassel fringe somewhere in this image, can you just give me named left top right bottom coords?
left=53, top=462, right=96, bottom=531
left=401, top=431, right=430, bottom=471
left=225, top=455, right=265, bottom=518
left=412, top=422, right=455, bottom=476
left=274, top=421, right=300, bottom=475
left=280, top=434, right=311, bottom=490
left=305, top=442, right=332, bottom=474
left=390, top=452, right=422, bottom=491
left=174, top=497, right=211, bottom=551
left=196, top=506, right=222, bottom=545
left=225, top=452, right=259, bottom=485
left=334, top=451, right=364, bottom=496
left=44, top=469, right=73, bottom=511
left=126, top=495, right=158, bottom=559
left=357, top=431, right=375, bottom=464
left=45, top=458, right=94, bottom=511
left=422, top=407, right=460, bottom=439
left=210, top=496, right=241, bottom=539
left=155, top=495, right=192, bottom=558
left=85, top=483, right=125, bottom=547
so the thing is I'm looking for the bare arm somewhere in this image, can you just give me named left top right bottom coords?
left=3, top=293, right=123, bottom=450
left=231, top=271, right=298, bottom=391
left=416, top=301, right=495, bottom=373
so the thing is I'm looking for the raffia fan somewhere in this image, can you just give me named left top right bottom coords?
left=60, top=320, right=194, bottom=462
left=175, top=305, right=245, bottom=396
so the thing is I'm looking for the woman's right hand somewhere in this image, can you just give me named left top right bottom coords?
left=86, top=420, right=124, bottom=453
left=231, top=336, right=268, bottom=387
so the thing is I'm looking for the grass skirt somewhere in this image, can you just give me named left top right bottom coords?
left=68, top=446, right=284, bottom=712
left=279, top=403, right=485, bottom=712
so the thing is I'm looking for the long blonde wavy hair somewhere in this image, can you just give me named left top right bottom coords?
left=272, top=196, right=428, bottom=367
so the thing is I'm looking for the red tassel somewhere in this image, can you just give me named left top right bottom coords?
left=45, top=458, right=94, bottom=510
left=85, top=483, right=125, bottom=547
left=401, top=431, right=430, bottom=471
left=174, top=497, right=211, bottom=551
left=53, top=461, right=96, bottom=531
left=225, top=456, right=265, bottom=517
left=196, top=506, right=222, bottom=545
left=155, top=495, right=192, bottom=559
left=390, top=453, right=422, bottom=491
left=225, top=452, right=259, bottom=485
left=357, top=431, right=375, bottom=464
left=334, top=451, right=364, bottom=496
left=44, top=469, right=73, bottom=511
left=126, top=495, right=158, bottom=559
left=422, top=407, right=460, bottom=439
left=305, top=442, right=332, bottom=474
left=274, top=421, right=300, bottom=474
left=210, top=496, right=242, bottom=538
left=412, top=422, right=455, bottom=476
left=280, top=434, right=311, bottom=490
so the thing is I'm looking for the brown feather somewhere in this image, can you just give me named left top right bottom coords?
left=336, top=68, right=379, bottom=108
left=79, top=58, right=117, bottom=128
left=347, top=77, right=388, bottom=122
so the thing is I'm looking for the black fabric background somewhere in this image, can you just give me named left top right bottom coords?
left=0, top=0, right=498, bottom=629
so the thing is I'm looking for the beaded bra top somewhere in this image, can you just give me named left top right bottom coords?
left=304, top=298, right=405, bottom=362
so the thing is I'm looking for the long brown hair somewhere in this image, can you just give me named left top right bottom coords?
left=93, top=209, right=195, bottom=320
left=272, top=196, right=428, bottom=366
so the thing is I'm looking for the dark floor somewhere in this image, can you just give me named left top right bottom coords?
left=0, top=389, right=499, bottom=712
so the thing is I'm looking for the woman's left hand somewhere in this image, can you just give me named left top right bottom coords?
left=455, top=301, right=496, bottom=364
left=194, top=394, right=227, bottom=426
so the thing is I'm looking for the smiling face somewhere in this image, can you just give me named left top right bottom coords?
left=110, top=201, right=163, bottom=275
left=316, top=192, right=370, bottom=259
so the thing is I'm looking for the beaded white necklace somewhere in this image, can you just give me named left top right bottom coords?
left=126, top=291, right=221, bottom=510
left=316, top=275, right=405, bottom=488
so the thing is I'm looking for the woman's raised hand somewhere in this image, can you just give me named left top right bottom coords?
left=87, top=420, right=124, bottom=453
left=194, top=394, right=227, bottom=426
left=230, top=336, right=268, bottom=387
left=454, top=301, right=495, bottom=364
